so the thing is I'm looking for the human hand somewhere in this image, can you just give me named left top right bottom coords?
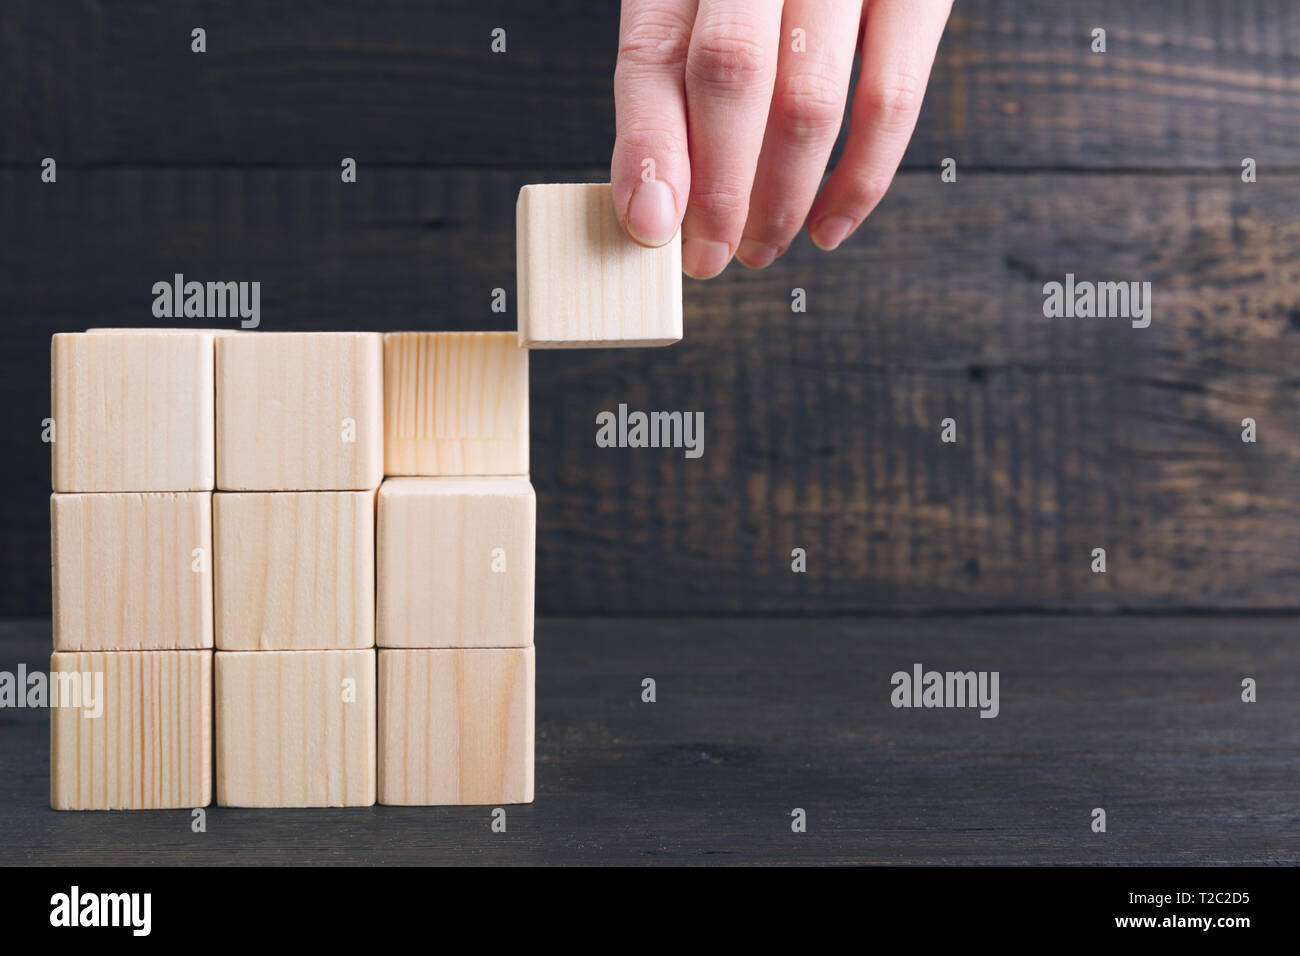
left=611, top=0, right=952, bottom=277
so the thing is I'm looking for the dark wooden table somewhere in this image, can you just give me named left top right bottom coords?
left=3, top=616, right=1295, bottom=865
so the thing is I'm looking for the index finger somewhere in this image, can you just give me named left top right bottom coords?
left=611, top=0, right=699, bottom=247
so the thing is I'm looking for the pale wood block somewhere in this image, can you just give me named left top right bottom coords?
left=214, top=491, right=375, bottom=650
left=516, top=182, right=683, bottom=348
left=51, top=330, right=215, bottom=491
left=51, top=492, right=213, bottom=651
left=378, top=647, right=534, bottom=805
left=50, top=650, right=212, bottom=810
left=378, top=477, right=534, bottom=648
left=86, top=328, right=239, bottom=334
left=216, top=332, right=382, bottom=491
left=215, top=649, right=376, bottom=807
left=383, top=331, right=529, bottom=475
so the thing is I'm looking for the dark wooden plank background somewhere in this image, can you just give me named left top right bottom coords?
left=4, top=0, right=1299, bottom=169
left=2, top=616, right=1295, bottom=865
left=2, top=1, right=1298, bottom=615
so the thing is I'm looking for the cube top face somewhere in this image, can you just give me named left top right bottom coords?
left=216, top=332, right=383, bottom=491
left=378, top=647, right=534, bottom=806
left=379, top=474, right=534, bottom=499
left=516, top=183, right=683, bottom=349
left=214, top=491, right=376, bottom=650
left=378, top=477, right=535, bottom=648
left=383, top=331, right=528, bottom=476
left=51, top=331, right=216, bottom=492
left=85, top=327, right=239, bottom=334
left=51, top=491, right=214, bottom=651
left=215, top=649, right=377, bottom=808
left=50, top=650, right=212, bottom=810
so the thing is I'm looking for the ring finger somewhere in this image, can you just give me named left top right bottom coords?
left=738, top=0, right=863, bottom=268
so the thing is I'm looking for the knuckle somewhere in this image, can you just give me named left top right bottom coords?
left=616, top=126, right=688, bottom=163
left=747, top=209, right=805, bottom=245
left=772, top=72, right=846, bottom=139
left=847, top=172, right=892, bottom=212
left=690, top=180, right=753, bottom=223
left=687, top=29, right=772, bottom=89
left=859, top=71, right=924, bottom=124
left=618, top=10, right=693, bottom=70
left=769, top=206, right=809, bottom=237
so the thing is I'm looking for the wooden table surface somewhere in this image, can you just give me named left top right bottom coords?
left=3, top=616, right=1295, bottom=866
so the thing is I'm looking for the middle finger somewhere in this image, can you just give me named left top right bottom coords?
left=681, top=0, right=784, bottom=278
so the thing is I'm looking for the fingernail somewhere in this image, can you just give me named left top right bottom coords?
left=625, top=180, right=678, bottom=246
left=810, top=215, right=856, bottom=250
left=736, top=239, right=780, bottom=269
left=681, top=238, right=732, bottom=279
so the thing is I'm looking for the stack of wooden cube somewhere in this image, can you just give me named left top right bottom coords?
left=49, top=181, right=682, bottom=811
left=212, top=331, right=383, bottom=807
left=50, top=328, right=218, bottom=810
left=377, top=331, right=535, bottom=805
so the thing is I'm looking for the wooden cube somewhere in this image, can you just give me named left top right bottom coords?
left=85, top=328, right=237, bottom=335
left=378, top=647, right=534, bottom=805
left=51, top=492, right=213, bottom=651
left=215, top=649, right=376, bottom=807
left=214, top=491, right=375, bottom=650
left=378, top=477, right=534, bottom=648
left=383, top=331, right=529, bottom=475
left=516, top=183, right=683, bottom=348
left=216, top=332, right=382, bottom=491
left=50, top=650, right=212, bottom=810
left=51, top=330, right=215, bottom=491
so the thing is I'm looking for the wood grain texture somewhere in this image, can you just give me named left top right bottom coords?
left=49, top=649, right=212, bottom=811
left=51, top=331, right=214, bottom=492
left=51, top=492, right=213, bottom=651
left=5, top=167, right=1300, bottom=614
left=2, top=617, right=1289, bottom=861
left=214, top=491, right=375, bottom=650
left=517, top=183, right=682, bottom=348
left=383, top=332, right=529, bottom=475
left=378, top=646, right=534, bottom=806
left=216, top=332, right=383, bottom=491
left=4, top=0, right=1299, bottom=169
left=215, top=649, right=376, bottom=808
left=378, top=477, right=534, bottom=648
